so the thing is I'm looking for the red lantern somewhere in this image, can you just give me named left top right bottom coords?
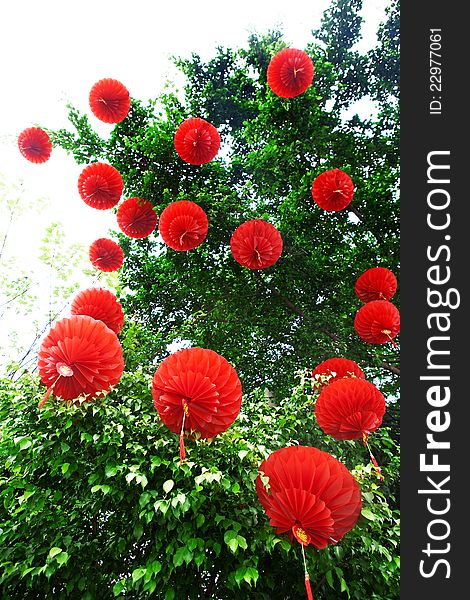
left=117, top=197, right=158, bottom=238
left=354, top=300, right=400, bottom=346
left=174, top=117, right=220, bottom=165
left=78, top=162, right=123, bottom=210
left=152, top=348, right=242, bottom=464
left=89, top=238, right=124, bottom=272
left=315, top=378, right=385, bottom=441
left=355, top=267, right=397, bottom=303
left=267, top=48, right=314, bottom=98
left=17, top=127, right=52, bottom=163
left=230, top=220, right=283, bottom=270
left=311, top=169, right=354, bottom=212
left=312, top=357, right=365, bottom=392
left=89, top=78, right=130, bottom=124
left=256, top=445, right=361, bottom=598
left=37, top=315, right=124, bottom=408
left=70, top=287, right=124, bottom=334
left=158, top=200, right=208, bottom=251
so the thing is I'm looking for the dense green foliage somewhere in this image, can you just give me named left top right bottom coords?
left=0, top=371, right=399, bottom=599
left=1, top=0, right=400, bottom=598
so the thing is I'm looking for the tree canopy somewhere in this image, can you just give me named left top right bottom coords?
left=0, top=0, right=400, bottom=598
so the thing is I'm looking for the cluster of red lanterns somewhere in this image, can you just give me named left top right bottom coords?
left=353, top=267, right=400, bottom=347
left=311, top=357, right=386, bottom=471
left=24, top=48, right=398, bottom=599
left=37, top=288, right=125, bottom=408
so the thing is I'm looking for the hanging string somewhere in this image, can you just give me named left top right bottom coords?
left=381, top=329, right=398, bottom=349
left=300, top=543, right=314, bottom=600
left=362, top=432, right=384, bottom=481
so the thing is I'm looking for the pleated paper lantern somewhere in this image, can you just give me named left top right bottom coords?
left=256, top=445, right=361, bottom=598
left=70, top=287, right=124, bottom=334
left=159, top=200, right=208, bottom=251
left=312, top=357, right=365, bottom=392
left=37, top=315, right=124, bottom=408
left=117, top=197, right=158, bottom=238
left=230, top=220, right=283, bottom=270
left=315, top=378, right=385, bottom=441
left=315, top=377, right=387, bottom=481
left=355, top=267, right=397, bottom=303
left=17, top=127, right=52, bottom=163
left=174, top=117, right=220, bottom=165
left=152, top=347, right=242, bottom=464
left=89, top=238, right=124, bottom=272
left=78, top=162, right=123, bottom=210
left=89, top=78, right=130, bottom=124
left=354, top=300, right=400, bottom=346
left=311, top=169, right=354, bottom=212
left=267, top=48, right=314, bottom=98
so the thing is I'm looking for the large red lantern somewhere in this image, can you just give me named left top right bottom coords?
left=256, top=445, right=361, bottom=598
left=311, top=169, right=354, bottom=212
left=355, top=267, right=397, bottom=303
left=37, top=315, right=124, bottom=408
left=312, top=357, right=365, bottom=392
left=78, top=162, right=123, bottom=210
left=70, top=287, right=124, bottom=334
left=17, top=127, right=52, bottom=163
left=89, top=78, right=130, bottom=124
left=117, top=197, right=158, bottom=238
left=152, top=348, right=242, bottom=464
left=230, top=220, right=283, bottom=270
left=267, top=48, right=314, bottom=98
left=89, top=238, right=124, bottom=272
left=354, top=300, right=400, bottom=346
left=174, top=117, right=220, bottom=165
left=158, top=200, right=208, bottom=251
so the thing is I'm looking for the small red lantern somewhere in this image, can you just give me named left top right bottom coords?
left=152, top=348, right=242, bottom=464
left=256, top=445, right=361, bottom=598
left=355, top=267, right=397, bottom=303
left=17, top=127, right=52, bottom=163
left=230, top=220, right=283, bottom=270
left=117, top=197, right=158, bottom=238
left=70, top=287, right=124, bottom=334
left=311, top=169, right=354, bottom=212
left=89, top=78, right=130, bottom=124
left=312, top=357, right=365, bottom=392
left=354, top=300, right=400, bottom=346
left=89, top=238, right=124, bottom=272
left=267, top=48, right=314, bottom=98
left=78, top=162, right=123, bottom=210
left=158, top=200, right=208, bottom=251
left=174, top=117, right=220, bottom=165
left=38, top=315, right=124, bottom=408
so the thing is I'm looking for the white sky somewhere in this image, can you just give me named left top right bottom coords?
left=0, top=0, right=387, bottom=369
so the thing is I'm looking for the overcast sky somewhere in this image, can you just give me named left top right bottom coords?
left=0, top=0, right=387, bottom=368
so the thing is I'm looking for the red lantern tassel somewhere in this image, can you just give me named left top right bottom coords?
left=304, top=574, right=314, bottom=600
left=38, top=374, right=61, bottom=409
left=179, top=402, right=188, bottom=466
left=300, top=539, right=314, bottom=600
left=179, top=434, right=186, bottom=466
left=363, top=433, right=384, bottom=481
